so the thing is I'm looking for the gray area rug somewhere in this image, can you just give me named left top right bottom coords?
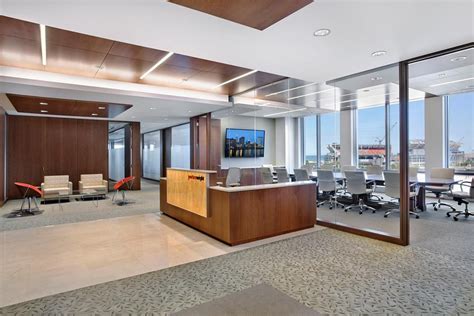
left=1, top=229, right=473, bottom=315
left=0, top=180, right=160, bottom=231
left=173, top=283, right=320, bottom=316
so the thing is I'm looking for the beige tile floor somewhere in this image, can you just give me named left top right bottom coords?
left=0, top=213, right=325, bottom=307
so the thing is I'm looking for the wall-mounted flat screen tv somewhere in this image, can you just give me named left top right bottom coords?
left=225, top=128, right=265, bottom=158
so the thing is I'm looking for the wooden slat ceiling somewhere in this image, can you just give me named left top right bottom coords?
left=168, top=0, right=313, bottom=30
left=6, top=94, right=132, bottom=118
left=0, top=16, right=286, bottom=95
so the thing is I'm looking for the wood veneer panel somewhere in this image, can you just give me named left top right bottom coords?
left=42, top=118, right=79, bottom=186
left=131, top=122, right=141, bottom=190
left=7, top=116, right=45, bottom=199
left=76, top=120, right=108, bottom=181
left=168, top=0, right=313, bottom=30
left=6, top=94, right=132, bottom=119
left=0, top=108, right=5, bottom=204
left=7, top=116, right=110, bottom=199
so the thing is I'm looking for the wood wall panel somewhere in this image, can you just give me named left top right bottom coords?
left=77, top=119, right=108, bottom=180
left=131, top=122, right=141, bottom=190
left=0, top=108, right=5, bottom=205
left=7, top=116, right=109, bottom=199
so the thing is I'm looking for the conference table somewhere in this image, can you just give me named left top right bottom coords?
left=309, top=171, right=460, bottom=212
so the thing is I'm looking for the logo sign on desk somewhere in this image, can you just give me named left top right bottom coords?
left=167, top=169, right=209, bottom=217
left=188, top=175, right=205, bottom=181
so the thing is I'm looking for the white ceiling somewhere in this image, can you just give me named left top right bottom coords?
left=2, top=0, right=472, bottom=84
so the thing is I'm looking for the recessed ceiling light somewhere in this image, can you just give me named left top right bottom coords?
left=450, top=56, right=467, bottom=62
left=264, top=108, right=306, bottom=117
left=40, top=24, right=47, bottom=65
left=150, top=107, right=156, bottom=110
left=188, top=110, right=192, bottom=113
left=91, top=113, right=98, bottom=116
left=371, top=50, right=387, bottom=57
left=287, top=88, right=333, bottom=101
left=313, top=29, right=331, bottom=37
left=371, top=76, right=383, bottom=81
left=430, top=77, right=474, bottom=87
left=39, top=102, right=48, bottom=106
left=40, top=109, right=48, bottom=113
left=214, top=69, right=258, bottom=88
left=140, top=51, right=174, bottom=80
left=98, top=106, right=106, bottom=110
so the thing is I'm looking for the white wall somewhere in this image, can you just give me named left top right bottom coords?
left=275, top=118, right=286, bottom=166
left=424, top=96, right=445, bottom=176
left=220, top=116, right=276, bottom=169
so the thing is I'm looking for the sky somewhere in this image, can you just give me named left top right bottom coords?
left=304, top=91, right=473, bottom=157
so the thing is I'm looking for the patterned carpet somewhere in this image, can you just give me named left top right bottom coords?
left=1, top=229, right=472, bottom=315
left=0, top=180, right=160, bottom=232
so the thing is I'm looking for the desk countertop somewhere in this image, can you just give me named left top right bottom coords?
left=209, top=181, right=316, bottom=192
left=166, top=168, right=217, bottom=174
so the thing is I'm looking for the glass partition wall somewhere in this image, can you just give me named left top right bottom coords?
left=142, top=130, right=161, bottom=181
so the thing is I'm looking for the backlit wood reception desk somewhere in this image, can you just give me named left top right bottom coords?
left=160, top=168, right=317, bottom=246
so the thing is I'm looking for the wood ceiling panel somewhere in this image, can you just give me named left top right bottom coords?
left=1, top=15, right=289, bottom=96
left=0, top=35, right=44, bottom=70
left=46, top=27, right=114, bottom=53
left=141, top=64, right=200, bottom=86
left=0, top=15, right=40, bottom=41
left=7, top=94, right=132, bottom=118
left=45, top=44, right=107, bottom=77
left=168, top=0, right=313, bottom=30
left=108, top=42, right=168, bottom=62
left=95, top=54, right=154, bottom=82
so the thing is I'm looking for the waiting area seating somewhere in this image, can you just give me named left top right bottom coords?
left=41, top=175, right=73, bottom=198
left=112, top=176, right=136, bottom=206
left=79, top=174, right=108, bottom=195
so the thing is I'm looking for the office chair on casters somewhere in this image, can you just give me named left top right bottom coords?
left=343, top=170, right=377, bottom=214
left=316, top=170, right=345, bottom=210
left=448, top=178, right=474, bottom=221
left=217, top=167, right=241, bottom=187
left=294, top=169, right=310, bottom=181
left=425, top=168, right=456, bottom=212
left=112, top=176, right=136, bottom=206
left=382, top=172, right=419, bottom=219
left=259, top=167, right=275, bottom=184
left=274, top=167, right=290, bottom=183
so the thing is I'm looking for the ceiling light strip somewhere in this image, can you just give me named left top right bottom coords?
left=40, top=24, right=47, bottom=65
left=140, top=52, right=174, bottom=80
left=264, top=108, right=306, bottom=117
left=287, top=88, right=333, bottom=101
left=215, top=69, right=258, bottom=88
left=265, top=82, right=317, bottom=97
left=430, top=77, right=474, bottom=87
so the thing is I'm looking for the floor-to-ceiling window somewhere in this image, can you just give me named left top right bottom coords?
left=171, top=123, right=191, bottom=169
left=303, top=116, right=317, bottom=164
left=142, top=130, right=161, bottom=180
left=357, top=105, right=386, bottom=168
left=320, top=112, right=340, bottom=168
left=447, top=92, right=474, bottom=170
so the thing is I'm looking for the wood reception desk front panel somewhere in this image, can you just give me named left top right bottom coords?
left=160, top=178, right=317, bottom=245
left=166, top=168, right=216, bottom=217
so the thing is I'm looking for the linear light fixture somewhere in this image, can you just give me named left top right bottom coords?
left=287, top=88, right=333, bottom=101
left=140, top=52, right=174, bottom=80
left=214, top=69, right=258, bottom=88
left=265, top=82, right=317, bottom=97
left=40, top=24, right=47, bottom=65
left=430, top=77, right=474, bottom=87
left=264, top=108, right=306, bottom=117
